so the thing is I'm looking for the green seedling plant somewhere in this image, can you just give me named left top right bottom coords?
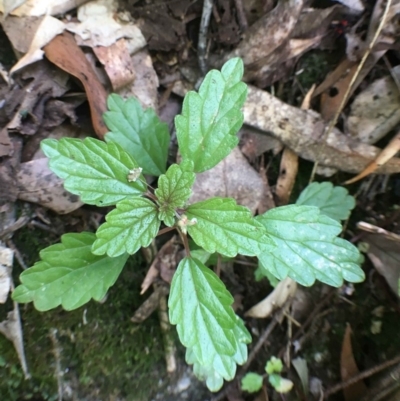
left=241, top=356, right=293, bottom=394
left=12, top=58, right=365, bottom=392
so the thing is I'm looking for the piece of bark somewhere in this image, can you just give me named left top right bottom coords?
left=243, top=85, right=400, bottom=174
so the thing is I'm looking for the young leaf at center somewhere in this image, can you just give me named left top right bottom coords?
left=92, top=197, right=160, bottom=257
left=12, top=232, right=128, bottom=311
left=155, top=161, right=195, bottom=226
left=185, top=197, right=274, bottom=257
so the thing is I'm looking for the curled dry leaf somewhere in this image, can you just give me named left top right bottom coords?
left=9, top=15, right=65, bottom=74
left=44, top=32, right=108, bottom=138
left=357, top=222, right=400, bottom=297
left=345, top=131, right=400, bottom=184
left=245, top=277, right=297, bottom=318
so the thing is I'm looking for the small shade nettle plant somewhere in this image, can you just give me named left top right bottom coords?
left=12, top=58, right=364, bottom=392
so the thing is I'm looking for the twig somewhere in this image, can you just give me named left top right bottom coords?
left=324, top=353, right=400, bottom=399
left=233, top=0, right=248, bottom=31
left=309, top=0, right=393, bottom=183
left=49, top=329, right=63, bottom=401
left=198, top=0, right=213, bottom=74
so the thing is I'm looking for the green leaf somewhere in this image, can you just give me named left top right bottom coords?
left=185, top=315, right=251, bottom=392
left=104, top=94, right=170, bottom=176
left=155, top=161, right=195, bottom=226
left=169, top=257, right=238, bottom=366
left=268, top=374, right=293, bottom=393
left=92, top=198, right=160, bottom=257
left=241, top=373, right=263, bottom=393
left=185, top=197, right=274, bottom=257
left=296, top=182, right=355, bottom=222
left=257, top=205, right=365, bottom=287
left=41, top=137, right=146, bottom=206
left=12, top=232, right=128, bottom=311
left=175, top=58, right=247, bottom=173
left=265, top=357, right=283, bottom=374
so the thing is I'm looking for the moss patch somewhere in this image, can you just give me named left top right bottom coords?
left=1, top=226, right=166, bottom=401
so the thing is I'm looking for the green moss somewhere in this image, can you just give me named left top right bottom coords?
left=1, top=226, right=166, bottom=401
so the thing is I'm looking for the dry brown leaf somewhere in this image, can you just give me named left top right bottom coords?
left=345, top=131, right=400, bottom=184
left=221, top=0, right=304, bottom=67
left=0, top=244, right=13, bottom=303
left=275, top=147, right=299, bottom=206
left=240, top=126, right=282, bottom=160
left=347, top=67, right=400, bottom=144
left=2, top=0, right=88, bottom=16
left=340, top=324, right=368, bottom=400
left=7, top=61, right=70, bottom=135
left=67, top=0, right=146, bottom=49
left=190, top=147, right=264, bottom=214
left=244, top=85, right=400, bottom=174
left=245, top=277, right=297, bottom=318
left=320, top=63, right=358, bottom=121
left=10, top=15, right=65, bottom=74
left=16, top=158, right=83, bottom=214
left=357, top=222, right=400, bottom=297
left=117, top=49, right=159, bottom=110
left=0, top=0, right=27, bottom=16
left=44, top=31, right=108, bottom=138
left=0, top=305, right=30, bottom=378
left=93, top=38, right=135, bottom=91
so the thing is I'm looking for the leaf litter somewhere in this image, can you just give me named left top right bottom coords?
left=1, top=0, right=400, bottom=399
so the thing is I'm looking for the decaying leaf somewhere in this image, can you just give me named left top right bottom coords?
left=341, top=324, right=368, bottom=400
left=345, top=131, right=400, bottom=184
left=0, top=0, right=27, bottom=16
left=10, top=15, right=65, bottom=74
left=16, top=158, right=83, bottom=214
left=93, top=38, right=136, bottom=91
left=245, top=277, right=297, bottom=318
left=0, top=244, right=13, bottom=303
left=358, top=222, right=400, bottom=298
left=1, top=0, right=88, bottom=17
left=66, top=0, right=146, bottom=49
left=44, top=31, right=108, bottom=138
left=347, top=67, right=400, bottom=144
left=190, top=147, right=264, bottom=214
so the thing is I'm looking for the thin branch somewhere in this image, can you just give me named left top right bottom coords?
left=198, top=0, right=213, bottom=74
left=309, top=0, right=393, bottom=182
left=324, top=353, right=400, bottom=399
